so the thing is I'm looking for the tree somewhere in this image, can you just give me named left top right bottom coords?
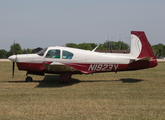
left=97, top=43, right=107, bottom=50
left=66, top=43, right=95, bottom=50
left=8, top=43, right=23, bottom=56
left=104, top=41, right=130, bottom=50
left=151, top=43, right=165, bottom=57
left=119, top=41, right=130, bottom=50
left=22, top=48, right=32, bottom=54
left=65, top=43, right=78, bottom=48
left=31, top=49, right=37, bottom=53
left=89, top=43, right=97, bottom=49
left=77, top=43, right=93, bottom=50
left=0, top=49, right=8, bottom=58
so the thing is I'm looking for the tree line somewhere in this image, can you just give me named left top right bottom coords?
left=0, top=42, right=165, bottom=58
left=0, top=41, right=130, bottom=58
left=0, top=43, right=38, bottom=58
left=66, top=41, right=130, bottom=50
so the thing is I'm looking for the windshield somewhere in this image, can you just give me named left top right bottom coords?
left=37, top=47, right=48, bottom=56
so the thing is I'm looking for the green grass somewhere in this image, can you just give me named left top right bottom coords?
left=0, top=61, right=165, bottom=120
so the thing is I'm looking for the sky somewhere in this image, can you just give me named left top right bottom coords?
left=0, top=0, right=165, bottom=51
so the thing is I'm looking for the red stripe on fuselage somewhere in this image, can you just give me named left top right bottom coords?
left=63, top=60, right=157, bottom=73
left=63, top=63, right=128, bottom=73
left=17, top=62, right=45, bottom=72
left=16, top=59, right=157, bottom=74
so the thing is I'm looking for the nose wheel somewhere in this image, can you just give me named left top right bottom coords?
left=26, top=76, right=33, bottom=82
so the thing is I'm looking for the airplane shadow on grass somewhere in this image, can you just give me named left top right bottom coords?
left=36, top=75, right=80, bottom=88
left=35, top=75, right=143, bottom=88
left=8, top=75, right=143, bottom=88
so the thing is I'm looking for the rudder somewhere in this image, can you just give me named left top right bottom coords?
left=130, top=31, right=156, bottom=59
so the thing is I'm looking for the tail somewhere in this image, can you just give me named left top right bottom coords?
left=129, top=31, right=157, bottom=69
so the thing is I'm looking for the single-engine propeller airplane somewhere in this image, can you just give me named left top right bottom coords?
left=8, top=31, right=158, bottom=83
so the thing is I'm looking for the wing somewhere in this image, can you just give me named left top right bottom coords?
left=43, top=61, right=83, bottom=73
left=62, top=63, right=95, bottom=74
left=43, top=61, right=94, bottom=74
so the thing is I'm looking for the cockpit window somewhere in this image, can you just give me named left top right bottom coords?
left=62, top=50, right=73, bottom=59
left=45, top=49, right=60, bottom=59
left=37, top=47, right=48, bottom=56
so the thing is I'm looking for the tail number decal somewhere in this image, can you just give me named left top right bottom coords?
left=88, top=64, right=119, bottom=71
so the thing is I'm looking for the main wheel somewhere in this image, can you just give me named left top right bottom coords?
left=26, top=76, right=33, bottom=82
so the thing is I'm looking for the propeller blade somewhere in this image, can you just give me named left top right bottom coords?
left=12, top=40, right=15, bottom=78
left=12, top=62, right=15, bottom=78
left=13, top=40, right=15, bottom=55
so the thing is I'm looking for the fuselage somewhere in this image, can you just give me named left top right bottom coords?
left=8, top=46, right=157, bottom=75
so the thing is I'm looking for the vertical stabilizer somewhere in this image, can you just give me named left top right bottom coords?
left=130, top=31, right=156, bottom=59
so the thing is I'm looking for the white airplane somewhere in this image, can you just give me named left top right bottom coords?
left=8, top=31, right=158, bottom=83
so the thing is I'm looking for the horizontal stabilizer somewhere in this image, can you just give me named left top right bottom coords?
left=130, top=57, right=152, bottom=63
left=136, top=57, right=152, bottom=61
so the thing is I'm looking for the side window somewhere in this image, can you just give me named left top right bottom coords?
left=45, top=49, right=60, bottom=59
left=62, top=50, right=73, bottom=59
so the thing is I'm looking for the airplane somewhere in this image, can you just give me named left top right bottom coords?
left=8, top=31, right=158, bottom=83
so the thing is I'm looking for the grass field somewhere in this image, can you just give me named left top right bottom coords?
left=0, top=61, right=165, bottom=120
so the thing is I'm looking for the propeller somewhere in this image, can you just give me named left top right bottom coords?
left=12, top=41, right=15, bottom=78
left=12, top=61, right=15, bottom=78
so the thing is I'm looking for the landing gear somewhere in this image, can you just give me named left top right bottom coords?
left=26, top=76, right=33, bottom=82
left=60, top=72, right=73, bottom=83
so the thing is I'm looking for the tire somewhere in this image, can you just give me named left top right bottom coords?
left=26, top=76, right=33, bottom=82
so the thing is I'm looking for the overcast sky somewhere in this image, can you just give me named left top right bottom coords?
left=0, top=0, right=165, bottom=51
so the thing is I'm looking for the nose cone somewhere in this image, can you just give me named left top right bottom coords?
left=8, top=55, right=17, bottom=62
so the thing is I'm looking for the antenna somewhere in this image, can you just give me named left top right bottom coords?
left=106, top=34, right=110, bottom=50
left=106, top=34, right=109, bottom=41
left=13, top=40, right=15, bottom=55
left=119, top=35, right=121, bottom=50
left=110, top=36, right=113, bottom=53
left=106, top=34, right=113, bottom=53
